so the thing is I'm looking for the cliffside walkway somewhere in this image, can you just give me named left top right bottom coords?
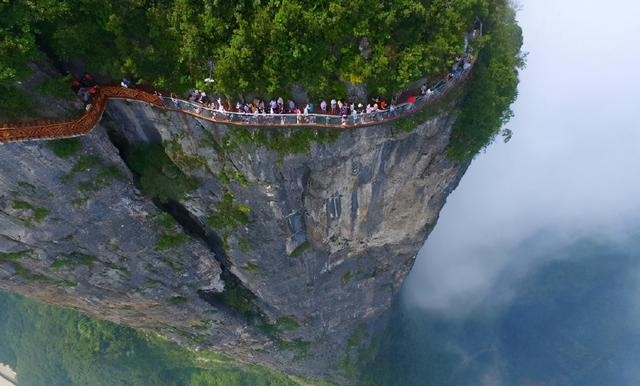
left=0, top=65, right=472, bottom=144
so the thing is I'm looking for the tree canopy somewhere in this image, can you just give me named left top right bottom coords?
left=1, top=0, right=490, bottom=98
left=447, top=0, right=525, bottom=161
left=1, top=0, right=523, bottom=159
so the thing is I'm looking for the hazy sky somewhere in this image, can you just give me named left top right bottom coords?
left=406, top=0, right=640, bottom=313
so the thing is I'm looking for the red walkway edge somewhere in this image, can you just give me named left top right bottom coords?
left=0, top=67, right=471, bottom=144
left=0, top=86, right=163, bottom=143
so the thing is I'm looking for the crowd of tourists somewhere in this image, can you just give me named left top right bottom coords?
left=70, top=53, right=472, bottom=126
left=71, top=72, right=99, bottom=108
left=168, top=54, right=473, bottom=126
left=178, top=89, right=400, bottom=125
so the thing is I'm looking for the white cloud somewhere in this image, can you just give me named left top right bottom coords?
left=406, top=0, right=640, bottom=315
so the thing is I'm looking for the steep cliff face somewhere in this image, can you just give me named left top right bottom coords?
left=0, top=97, right=467, bottom=382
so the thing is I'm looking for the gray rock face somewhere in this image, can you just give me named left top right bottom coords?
left=0, top=98, right=467, bottom=383
left=0, top=128, right=230, bottom=332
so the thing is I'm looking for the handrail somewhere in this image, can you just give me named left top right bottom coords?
left=0, top=86, right=163, bottom=143
left=161, top=66, right=470, bottom=129
left=0, top=63, right=472, bottom=143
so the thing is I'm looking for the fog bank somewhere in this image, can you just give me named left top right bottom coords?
left=406, top=0, right=640, bottom=314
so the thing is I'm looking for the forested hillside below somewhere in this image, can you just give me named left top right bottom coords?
left=0, top=2, right=525, bottom=384
left=0, top=291, right=332, bottom=386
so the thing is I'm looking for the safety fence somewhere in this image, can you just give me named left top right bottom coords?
left=0, top=63, right=471, bottom=143
left=160, top=67, right=470, bottom=128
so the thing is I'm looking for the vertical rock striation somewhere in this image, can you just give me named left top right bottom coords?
left=0, top=97, right=467, bottom=383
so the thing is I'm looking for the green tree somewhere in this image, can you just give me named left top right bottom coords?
left=0, top=291, right=329, bottom=386
left=448, top=0, right=525, bottom=161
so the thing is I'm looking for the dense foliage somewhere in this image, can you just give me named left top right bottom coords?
left=447, top=0, right=525, bottom=161
left=1, top=0, right=523, bottom=159
left=1, top=0, right=487, bottom=98
left=0, top=291, right=331, bottom=386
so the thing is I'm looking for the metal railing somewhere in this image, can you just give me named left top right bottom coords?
left=0, top=60, right=472, bottom=142
left=160, top=64, right=472, bottom=129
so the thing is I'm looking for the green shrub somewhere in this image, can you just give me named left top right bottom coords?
left=12, top=200, right=49, bottom=222
left=33, top=207, right=49, bottom=221
left=230, top=127, right=340, bottom=156
left=36, top=75, right=75, bottom=99
left=76, top=254, right=97, bottom=265
left=156, top=232, right=188, bottom=251
left=50, top=259, right=72, bottom=269
left=126, top=144, right=198, bottom=203
left=289, top=241, right=310, bottom=258
left=69, top=160, right=124, bottom=192
left=96, top=165, right=125, bottom=182
left=169, top=296, right=188, bottom=305
left=447, top=1, right=525, bottom=161
left=48, top=138, right=82, bottom=158
left=145, top=278, right=160, bottom=287
left=163, top=138, right=207, bottom=170
left=70, top=156, right=102, bottom=174
left=220, top=285, right=255, bottom=316
left=341, top=270, right=353, bottom=287
left=12, top=200, right=33, bottom=210
left=275, top=317, right=300, bottom=332
left=241, top=261, right=259, bottom=272
left=207, top=192, right=250, bottom=232
left=0, top=250, right=31, bottom=264
left=13, top=263, right=52, bottom=282
left=238, top=237, right=250, bottom=253
left=0, top=85, right=35, bottom=122
left=276, top=339, right=310, bottom=353
left=156, top=213, right=178, bottom=229
left=51, top=253, right=97, bottom=269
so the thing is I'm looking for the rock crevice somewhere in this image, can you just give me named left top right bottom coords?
left=0, top=96, right=468, bottom=383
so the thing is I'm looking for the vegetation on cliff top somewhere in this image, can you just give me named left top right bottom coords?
left=447, top=0, right=525, bottom=161
left=1, top=0, right=522, bottom=160
left=2, top=0, right=484, bottom=98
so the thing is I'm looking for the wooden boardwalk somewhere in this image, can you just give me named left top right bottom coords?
left=0, top=66, right=471, bottom=144
left=0, top=86, right=163, bottom=143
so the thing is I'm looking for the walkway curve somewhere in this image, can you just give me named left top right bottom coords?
left=0, top=65, right=472, bottom=144
left=0, top=86, right=163, bottom=143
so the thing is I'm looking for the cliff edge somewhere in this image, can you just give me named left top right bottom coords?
left=0, top=96, right=467, bottom=382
